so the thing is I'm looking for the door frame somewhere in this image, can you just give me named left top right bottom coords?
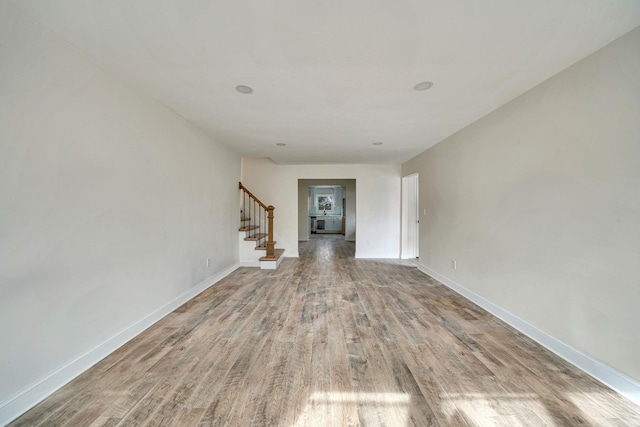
left=401, top=173, right=419, bottom=259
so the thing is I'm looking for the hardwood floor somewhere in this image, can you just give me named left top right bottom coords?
left=10, top=235, right=640, bottom=426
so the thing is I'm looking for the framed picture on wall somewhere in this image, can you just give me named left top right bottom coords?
left=317, top=196, right=333, bottom=211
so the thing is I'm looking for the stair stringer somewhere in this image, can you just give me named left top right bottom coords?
left=238, top=231, right=262, bottom=267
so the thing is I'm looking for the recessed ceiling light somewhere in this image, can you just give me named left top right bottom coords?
left=235, top=85, right=254, bottom=94
left=276, top=143, right=286, bottom=146
left=413, top=81, right=433, bottom=91
left=372, top=142, right=383, bottom=146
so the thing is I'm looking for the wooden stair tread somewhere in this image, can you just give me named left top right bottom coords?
left=239, top=225, right=259, bottom=232
left=259, top=248, right=285, bottom=261
left=255, top=242, right=277, bottom=250
left=244, top=233, right=267, bottom=241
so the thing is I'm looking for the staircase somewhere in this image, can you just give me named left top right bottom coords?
left=238, top=182, right=285, bottom=270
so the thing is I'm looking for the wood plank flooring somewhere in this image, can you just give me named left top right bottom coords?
left=10, top=235, right=640, bottom=426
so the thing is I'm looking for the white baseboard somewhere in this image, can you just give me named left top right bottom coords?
left=355, top=252, right=401, bottom=259
left=0, top=262, right=241, bottom=426
left=238, top=260, right=260, bottom=267
left=417, top=264, right=640, bottom=407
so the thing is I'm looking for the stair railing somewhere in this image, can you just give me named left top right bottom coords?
left=239, top=182, right=275, bottom=258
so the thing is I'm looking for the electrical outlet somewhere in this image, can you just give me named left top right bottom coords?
left=452, top=260, right=457, bottom=270
left=206, top=258, right=211, bottom=267
left=423, top=209, right=427, bottom=216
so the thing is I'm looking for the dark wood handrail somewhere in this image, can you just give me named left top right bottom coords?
left=239, top=182, right=268, bottom=210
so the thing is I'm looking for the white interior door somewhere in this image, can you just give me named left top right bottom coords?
left=401, top=173, right=419, bottom=259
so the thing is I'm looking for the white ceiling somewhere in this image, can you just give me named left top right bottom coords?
left=12, top=0, right=640, bottom=165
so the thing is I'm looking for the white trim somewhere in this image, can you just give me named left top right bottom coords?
left=417, top=263, right=640, bottom=406
left=260, top=255, right=285, bottom=270
left=0, top=262, right=241, bottom=426
left=238, top=260, right=260, bottom=267
left=240, top=253, right=298, bottom=266
left=401, top=173, right=419, bottom=260
left=355, top=252, right=400, bottom=259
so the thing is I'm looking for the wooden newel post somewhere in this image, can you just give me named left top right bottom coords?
left=266, top=205, right=275, bottom=258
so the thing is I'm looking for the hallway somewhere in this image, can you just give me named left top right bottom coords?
left=10, top=238, right=640, bottom=426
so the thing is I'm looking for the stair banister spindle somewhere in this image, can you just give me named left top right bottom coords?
left=244, top=191, right=248, bottom=224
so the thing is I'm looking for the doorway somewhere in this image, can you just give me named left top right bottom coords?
left=298, top=179, right=356, bottom=242
left=401, top=173, right=419, bottom=259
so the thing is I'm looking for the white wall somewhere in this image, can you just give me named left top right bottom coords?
left=243, top=158, right=401, bottom=258
left=0, top=3, right=240, bottom=422
left=402, top=27, right=640, bottom=384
